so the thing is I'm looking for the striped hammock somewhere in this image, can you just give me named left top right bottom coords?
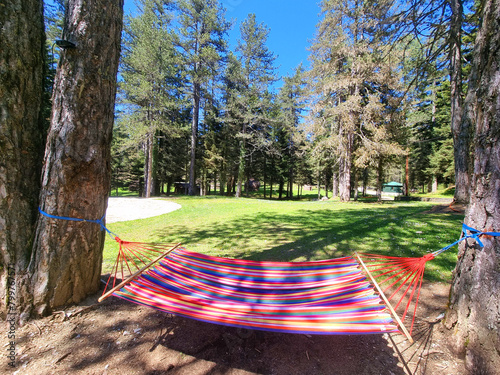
left=104, top=246, right=399, bottom=336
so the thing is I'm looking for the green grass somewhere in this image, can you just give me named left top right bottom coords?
left=413, top=186, right=456, bottom=199
left=103, top=196, right=464, bottom=282
left=109, top=187, right=139, bottom=197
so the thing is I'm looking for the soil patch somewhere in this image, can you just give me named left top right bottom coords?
left=421, top=203, right=466, bottom=215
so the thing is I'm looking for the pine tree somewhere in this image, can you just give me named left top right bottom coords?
left=308, top=0, right=405, bottom=201
left=175, top=0, right=229, bottom=196
left=0, top=0, right=45, bottom=319
left=234, top=13, right=276, bottom=197
left=220, top=52, right=246, bottom=195
left=30, top=0, right=123, bottom=317
left=120, top=0, right=181, bottom=197
left=445, top=0, right=500, bottom=371
left=275, top=65, right=307, bottom=198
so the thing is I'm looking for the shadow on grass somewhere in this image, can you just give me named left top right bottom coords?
left=152, top=203, right=463, bottom=283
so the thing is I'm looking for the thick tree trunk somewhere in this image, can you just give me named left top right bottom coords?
left=28, top=0, right=123, bottom=318
left=0, top=0, right=45, bottom=319
left=445, top=1, right=500, bottom=373
left=450, top=0, right=470, bottom=204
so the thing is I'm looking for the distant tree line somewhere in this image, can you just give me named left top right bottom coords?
left=110, top=0, right=479, bottom=203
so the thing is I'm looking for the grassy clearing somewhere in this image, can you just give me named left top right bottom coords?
left=103, top=196, right=464, bottom=282
left=413, top=186, right=456, bottom=199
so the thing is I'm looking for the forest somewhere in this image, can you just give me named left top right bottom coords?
left=45, top=0, right=477, bottom=201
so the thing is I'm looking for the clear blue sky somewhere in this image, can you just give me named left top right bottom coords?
left=124, top=0, right=321, bottom=82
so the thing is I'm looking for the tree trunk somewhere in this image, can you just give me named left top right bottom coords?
left=316, top=166, right=321, bottom=200
left=333, top=168, right=339, bottom=197
left=339, top=132, right=352, bottom=202
left=450, top=0, right=470, bottom=204
left=376, top=158, right=383, bottom=202
left=188, top=82, right=200, bottom=196
left=353, top=168, right=359, bottom=201
left=445, top=1, right=500, bottom=372
left=28, top=0, right=123, bottom=318
left=144, top=131, right=153, bottom=198
left=236, top=136, right=245, bottom=198
left=278, top=178, right=284, bottom=199
left=0, top=0, right=45, bottom=320
left=263, top=159, right=267, bottom=198
left=219, top=168, right=226, bottom=196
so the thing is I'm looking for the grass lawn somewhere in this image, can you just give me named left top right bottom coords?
left=103, top=196, right=464, bottom=283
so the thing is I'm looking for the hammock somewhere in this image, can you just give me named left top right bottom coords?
left=107, top=246, right=399, bottom=335
left=38, top=208, right=499, bottom=341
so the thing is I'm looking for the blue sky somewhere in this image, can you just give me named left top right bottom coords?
left=124, top=0, right=321, bottom=82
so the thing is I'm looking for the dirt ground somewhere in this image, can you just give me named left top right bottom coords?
left=2, top=282, right=465, bottom=375
left=2, top=204, right=468, bottom=374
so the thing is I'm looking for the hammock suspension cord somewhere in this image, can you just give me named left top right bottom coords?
left=359, top=223, right=500, bottom=334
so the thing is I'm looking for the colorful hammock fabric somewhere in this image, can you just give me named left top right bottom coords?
left=111, top=247, right=398, bottom=335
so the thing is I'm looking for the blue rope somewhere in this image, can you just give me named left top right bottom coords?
left=432, top=223, right=500, bottom=256
left=38, top=207, right=119, bottom=239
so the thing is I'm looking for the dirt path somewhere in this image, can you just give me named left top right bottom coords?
left=106, top=197, right=181, bottom=223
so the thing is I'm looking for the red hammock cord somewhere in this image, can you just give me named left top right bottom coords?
left=359, top=253, right=435, bottom=335
left=102, top=237, right=178, bottom=297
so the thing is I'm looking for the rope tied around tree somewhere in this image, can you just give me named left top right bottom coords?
left=38, top=207, right=120, bottom=240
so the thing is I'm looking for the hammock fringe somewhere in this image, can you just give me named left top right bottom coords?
left=99, top=243, right=181, bottom=302
left=355, top=253, right=413, bottom=343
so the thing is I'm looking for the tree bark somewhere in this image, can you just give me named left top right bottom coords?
left=445, top=1, right=500, bottom=373
left=450, top=0, right=470, bottom=204
left=333, top=168, right=339, bottom=197
left=0, top=0, right=45, bottom=319
left=28, top=0, right=123, bottom=318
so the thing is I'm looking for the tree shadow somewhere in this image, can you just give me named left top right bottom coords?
left=15, top=295, right=405, bottom=375
left=149, top=315, right=406, bottom=375
left=152, top=204, right=462, bottom=282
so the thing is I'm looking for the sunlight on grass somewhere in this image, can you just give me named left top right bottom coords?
left=103, top=196, right=464, bottom=282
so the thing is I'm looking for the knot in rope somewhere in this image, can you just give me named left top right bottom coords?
left=421, top=253, right=435, bottom=262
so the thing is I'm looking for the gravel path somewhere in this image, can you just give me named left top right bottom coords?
left=106, top=197, right=181, bottom=223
